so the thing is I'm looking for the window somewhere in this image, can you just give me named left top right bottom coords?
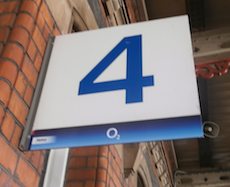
left=137, top=173, right=146, bottom=187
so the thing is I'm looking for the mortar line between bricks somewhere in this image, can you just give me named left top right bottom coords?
left=70, top=155, right=109, bottom=159
left=0, top=26, right=12, bottom=57
left=63, top=154, right=69, bottom=187
left=9, top=0, right=23, bottom=36
left=1, top=43, right=25, bottom=71
left=0, top=162, right=25, bottom=187
left=68, top=166, right=105, bottom=170
left=0, top=12, right=17, bottom=16
left=0, top=75, right=34, bottom=111
left=8, top=40, right=29, bottom=56
left=107, top=146, right=112, bottom=186
left=95, top=147, right=101, bottom=187
left=12, top=79, right=32, bottom=108
left=0, top=10, right=18, bottom=16
left=19, top=10, right=37, bottom=23
left=19, top=1, right=39, bottom=19
left=13, top=144, right=22, bottom=185
left=42, top=0, right=61, bottom=32
left=16, top=11, right=36, bottom=23
left=31, top=30, right=46, bottom=57
left=0, top=56, right=21, bottom=73
left=8, top=86, right=30, bottom=108
left=0, top=103, right=6, bottom=128
left=8, top=116, right=21, bottom=143
left=5, top=40, right=27, bottom=55
left=5, top=109, right=25, bottom=129
left=0, top=23, right=38, bottom=107
left=27, top=39, right=39, bottom=62
left=17, top=57, right=39, bottom=85
left=0, top=25, right=12, bottom=30
left=4, top=0, right=41, bottom=124
left=0, top=0, right=21, bottom=12
left=0, top=63, right=19, bottom=130
left=1, top=63, right=35, bottom=107
left=29, top=38, right=42, bottom=61
left=2, top=109, right=17, bottom=141
left=110, top=146, right=124, bottom=186
left=0, top=133, right=20, bottom=170
left=66, top=179, right=97, bottom=184
left=31, top=2, right=48, bottom=57
left=108, top=145, right=124, bottom=186
left=96, top=179, right=107, bottom=185
left=22, top=0, right=39, bottom=8
left=16, top=153, right=45, bottom=177
left=4, top=74, right=31, bottom=124
left=0, top=76, right=15, bottom=88
left=95, top=147, right=112, bottom=185
left=0, top=100, right=7, bottom=111
left=0, top=1, right=50, bottom=186
left=38, top=150, right=50, bottom=187
left=0, top=24, right=14, bottom=31
left=14, top=150, right=47, bottom=180
left=14, top=0, right=43, bottom=65
left=106, top=146, right=109, bottom=186
left=30, top=0, right=41, bottom=7
left=9, top=24, right=31, bottom=39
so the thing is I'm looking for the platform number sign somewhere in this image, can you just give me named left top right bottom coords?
left=78, top=35, right=154, bottom=103
left=29, top=16, right=203, bottom=150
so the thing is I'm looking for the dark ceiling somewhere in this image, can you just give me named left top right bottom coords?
left=144, top=0, right=230, bottom=186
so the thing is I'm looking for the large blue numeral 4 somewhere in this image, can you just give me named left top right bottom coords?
left=78, top=35, right=154, bottom=104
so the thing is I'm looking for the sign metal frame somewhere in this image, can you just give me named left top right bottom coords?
left=20, top=16, right=203, bottom=151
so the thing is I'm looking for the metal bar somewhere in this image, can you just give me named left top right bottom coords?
left=175, top=171, right=230, bottom=186
left=197, top=78, right=213, bottom=167
left=19, top=36, right=55, bottom=151
left=43, top=149, right=69, bottom=187
left=194, top=48, right=230, bottom=58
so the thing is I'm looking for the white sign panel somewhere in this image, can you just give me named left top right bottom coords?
left=30, top=15, right=203, bottom=150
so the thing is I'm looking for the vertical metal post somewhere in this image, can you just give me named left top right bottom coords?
left=43, top=149, right=69, bottom=187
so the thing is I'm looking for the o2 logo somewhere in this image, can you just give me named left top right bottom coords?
left=78, top=35, right=154, bottom=103
left=106, top=128, right=120, bottom=140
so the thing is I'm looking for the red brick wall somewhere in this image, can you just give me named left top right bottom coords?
left=65, top=145, right=128, bottom=187
left=0, top=0, right=60, bottom=186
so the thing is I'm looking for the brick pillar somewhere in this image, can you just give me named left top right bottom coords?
left=65, top=145, right=128, bottom=187
left=0, top=0, right=60, bottom=186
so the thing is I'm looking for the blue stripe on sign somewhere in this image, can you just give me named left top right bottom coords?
left=30, top=115, right=203, bottom=150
